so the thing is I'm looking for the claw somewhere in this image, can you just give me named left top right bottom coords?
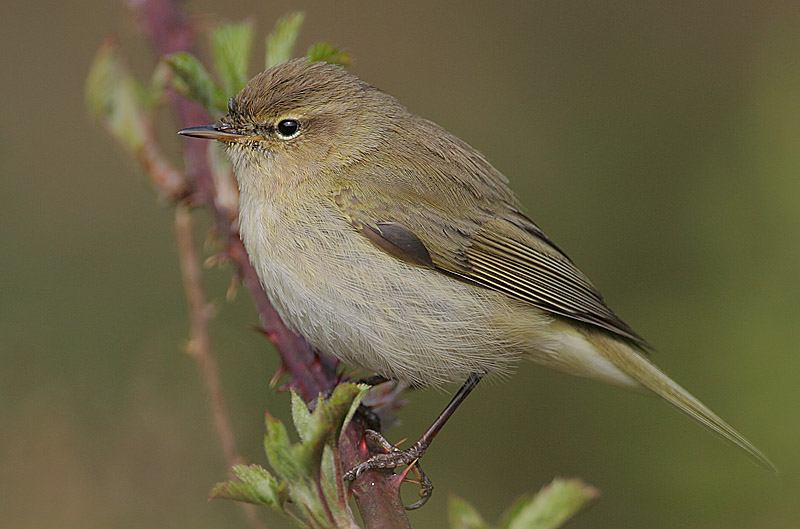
left=400, top=459, right=433, bottom=510
left=344, top=374, right=485, bottom=510
left=343, top=429, right=434, bottom=509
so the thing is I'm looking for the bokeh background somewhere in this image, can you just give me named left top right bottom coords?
left=2, top=1, right=799, bottom=527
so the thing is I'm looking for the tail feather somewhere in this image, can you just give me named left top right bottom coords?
left=596, top=335, right=777, bottom=473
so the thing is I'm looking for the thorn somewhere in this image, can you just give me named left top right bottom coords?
left=203, top=251, right=229, bottom=269
left=269, top=363, right=287, bottom=388
left=225, top=273, right=241, bottom=301
left=184, top=338, right=200, bottom=357
left=397, top=462, right=416, bottom=482
left=358, top=435, right=369, bottom=456
left=252, top=325, right=279, bottom=342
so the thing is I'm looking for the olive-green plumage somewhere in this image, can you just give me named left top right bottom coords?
left=180, top=58, right=775, bottom=472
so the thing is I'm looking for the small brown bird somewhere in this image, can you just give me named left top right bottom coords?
left=180, top=58, right=775, bottom=507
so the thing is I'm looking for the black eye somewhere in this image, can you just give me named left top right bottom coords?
left=276, top=119, right=300, bottom=138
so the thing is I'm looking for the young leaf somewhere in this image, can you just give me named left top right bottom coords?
left=214, top=384, right=370, bottom=528
left=291, top=390, right=314, bottom=443
left=85, top=38, right=149, bottom=154
left=211, top=20, right=254, bottom=96
left=210, top=464, right=284, bottom=508
left=448, top=495, right=492, bottom=529
left=307, top=42, right=352, bottom=66
left=263, top=412, right=305, bottom=482
left=318, top=444, right=341, bottom=511
left=501, top=479, right=600, bottom=529
left=291, top=397, right=336, bottom=480
left=266, top=11, right=305, bottom=68
left=327, top=383, right=369, bottom=443
left=163, top=52, right=227, bottom=113
left=145, top=61, right=172, bottom=109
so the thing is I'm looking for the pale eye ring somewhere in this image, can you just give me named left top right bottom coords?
left=276, top=119, right=300, bottom=139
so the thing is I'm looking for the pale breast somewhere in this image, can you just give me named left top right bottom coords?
left=237, top=189, right=549, bottom=386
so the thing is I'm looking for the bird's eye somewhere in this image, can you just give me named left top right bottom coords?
left=276, top=119, right=300, bottom=139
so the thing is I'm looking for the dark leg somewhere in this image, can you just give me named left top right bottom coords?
left=344, top=372, right=484, bottom=509
left=355, top=374, right=390, bottom=386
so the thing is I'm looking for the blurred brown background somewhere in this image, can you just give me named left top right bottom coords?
left=2, top=1, right=799, bottom=528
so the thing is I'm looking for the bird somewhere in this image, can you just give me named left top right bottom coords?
left=179, top=58, right=775, bottom=508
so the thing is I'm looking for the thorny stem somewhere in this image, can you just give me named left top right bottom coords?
left=121, top=0, right=411, bottom=527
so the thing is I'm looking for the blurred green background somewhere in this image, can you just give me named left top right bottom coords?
left=2, top=1, right=798, bottom=527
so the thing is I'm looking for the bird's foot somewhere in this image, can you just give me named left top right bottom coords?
left=344, top=429, right=434, bottom=510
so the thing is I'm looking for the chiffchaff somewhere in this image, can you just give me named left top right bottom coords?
left=180, top=59, right=775, bottom=505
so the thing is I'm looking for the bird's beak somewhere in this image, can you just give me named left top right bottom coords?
left=177, top=124, right=248, bottom=141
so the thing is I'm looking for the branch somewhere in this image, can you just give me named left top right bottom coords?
left=174, top=205, right=265, bottom=529
left=174, top=205, right=239, bottom=466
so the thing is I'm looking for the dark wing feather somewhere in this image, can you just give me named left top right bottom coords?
left=333, top=186, right=651, bottom=349
left=460, top=222, right=648, bottom=346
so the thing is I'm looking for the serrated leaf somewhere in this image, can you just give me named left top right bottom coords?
left=290, top=390, right=314, bottom=443
left=287, top=383, right=368, bottom=480
left=448, top=495, right=492, bottom=529
left=163, top=52, right=227, bottom=113
left=318, top=444, right=341, bottom=510
left=263, top=412, right=305, bottom=482
left=266, top=11, right=305, bottom=68
left=220, top=386, right=368, bottom=527
left=290, top=401, right=331, bottom=480
left=501, top=479, right=600, bottom=529
left=85, top=39, right=149, bottom=153
left=330, top=383, right=369, bottom=443
left=307, top=42, right=352, bottom=66
left=210, top=464, right=283, bottom=508
left=211, top=20, right=254, bottom=96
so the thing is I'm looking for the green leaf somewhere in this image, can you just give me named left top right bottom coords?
left=291, top=383, right=369, bottom=480
left=318, top=444, right=341, bottom=511
left=263, top=412, right=305, bottom=482
left=291, top=398, right=334, bottom=480
left=448, top=495, right=492, bottom=529
left=85, top=38, right=149, bottom=153
left=210, top=464, right=284, bottom=508
left=144, top=61, right=171, bottom=109
left=163, top=52, right=227, bottom=113
left=216, top=385, right=369, bottom=527
left=328, top=383, right=369, bottom=443
left=211, top=20, right=254, bottom=96
left=265, top=11, right=305, bottom=68
left=290, top=390, right=314, bottom=443
left=501, top=479, right=600, bottom=529
left=307, top=42, right=352, bottom=66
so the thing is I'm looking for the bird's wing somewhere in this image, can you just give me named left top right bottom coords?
left=333, top=185, right=650, bottom=349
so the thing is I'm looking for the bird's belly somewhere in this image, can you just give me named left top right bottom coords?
left=242, top=206, right=550, bottom=386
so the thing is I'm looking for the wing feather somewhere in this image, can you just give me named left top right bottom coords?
left=332, top=184, right=650, bottom=349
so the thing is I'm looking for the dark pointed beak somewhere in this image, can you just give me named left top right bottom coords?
left=177, top=124, right=248, bottom=141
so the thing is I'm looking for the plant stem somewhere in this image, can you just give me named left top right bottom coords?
left=174, top=205, right=265, bottom=529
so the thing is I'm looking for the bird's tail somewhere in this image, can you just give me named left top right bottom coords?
left=594, top=332, right=777, bottom=472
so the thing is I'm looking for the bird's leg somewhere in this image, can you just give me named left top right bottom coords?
left=344, top=372, right=484, bottom=509
left=362, top=429, right=434, bottom=510
left=355, top=374, right=390, bottom=386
